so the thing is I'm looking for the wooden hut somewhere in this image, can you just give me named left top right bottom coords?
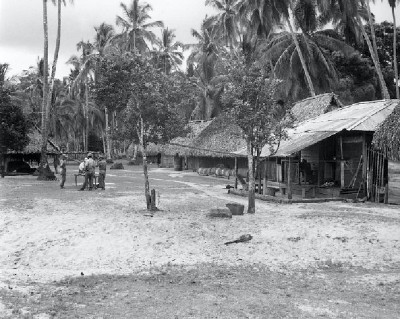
left=244, top=99, right=399, bottom=202
left=3, top=130, right=59, bottom=175
left=161, top=115, right=247, bottom=171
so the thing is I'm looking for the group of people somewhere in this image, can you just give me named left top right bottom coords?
left=58, top=152, right=107, bottom=191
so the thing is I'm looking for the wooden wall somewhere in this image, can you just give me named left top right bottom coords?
left=388, top=160, right=400, bottom=205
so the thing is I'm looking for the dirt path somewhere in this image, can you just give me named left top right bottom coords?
left=0, top=164, right=399, bottom=318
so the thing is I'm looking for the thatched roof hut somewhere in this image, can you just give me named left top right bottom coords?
left=291, top=93, right=343, bottom=123
left=161, top=115, right=246, bottom=157
left=6, top=130, right=59, bottom=162
left=373, top=101, right=400, bottom=161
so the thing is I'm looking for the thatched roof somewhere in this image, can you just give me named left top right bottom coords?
left=373, top=101, right=400, bottom=161
left=6, top=130, right=59, bottom=155
left=291, top=93, right=343, bottom=123
left=161, top=116, right=246, bottom=157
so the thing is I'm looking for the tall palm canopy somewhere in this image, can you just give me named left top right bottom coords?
left=152, top=28, right=184, bottom=74
left=115, top=0, right=164, bottom=53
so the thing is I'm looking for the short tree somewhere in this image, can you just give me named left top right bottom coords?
left=222, top=53, right=292, bottom=213
left=0, top=71, right=30, bottom=177
left=95, top=54, right=187, bottom=209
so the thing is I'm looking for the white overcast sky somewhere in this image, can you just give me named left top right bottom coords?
left=0, top=0, right=397, bottom=79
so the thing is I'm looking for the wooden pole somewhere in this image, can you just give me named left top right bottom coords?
left=258, top=162, right=262, bottom=194
left=384, top=157, right=389, bottom=204
left=287, top=157, right=292, bottom=200
left=234, top=157, right=238, bottom=189
left=362, top=134, right=367, bottom=197
left=263, top=159, right=267, bottom=195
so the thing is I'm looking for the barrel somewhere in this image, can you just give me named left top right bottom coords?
left=174, top=155, right=183, bottom=171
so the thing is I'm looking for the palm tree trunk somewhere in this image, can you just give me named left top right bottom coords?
left=358, top=17, right=390, bottom=99
left=104, top=106, right=111, bottom=159
left=48, top=0, right=61, bottom=108
left=85, top=80, right=89, bottom=152
left=39, top=0, right=50, bottom=176
left=246, top=139, right=255, bottom=214
left=285, top=16, right=316, bottom=97
left=392, top=5, right=399, bottom=98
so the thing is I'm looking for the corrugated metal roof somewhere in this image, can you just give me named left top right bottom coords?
left=237, top=99, right=399, bottom=157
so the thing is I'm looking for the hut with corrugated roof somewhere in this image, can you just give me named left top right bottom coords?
left=234, top=99, right=399, bottom=203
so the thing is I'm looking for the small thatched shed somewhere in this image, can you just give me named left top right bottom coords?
left=291, top=93, right=343, bottom=123
left=4, top=130, right=59, bottom=173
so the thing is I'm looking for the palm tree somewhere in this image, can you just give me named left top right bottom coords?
left=385, top=0, right=400, bottom=98
left=67, top=41, right=97, bottom=152
left=94, top=22, right=115, bottom=56
left=151, top=28, right=184, bottom=74
left=324, top=0, right=390, bottom=98
left=237, top=0, right=317, bottom=96
left=94, top=22, right=115, bottom=159
left=266, top=29, right=354, bottom=100
left=205, top=0, right=239, bottom=48
left=39, top=0, right=50, bottom=176
left=39, top=0, right=73, bottom=179
left=114, top=0, right=164, bottom=53
left=187, top=18, right=224, bottom=119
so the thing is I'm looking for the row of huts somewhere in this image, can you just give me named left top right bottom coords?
left=3, top=93, right=399, bottom=204
left=159, top=94, right=400, bottom=204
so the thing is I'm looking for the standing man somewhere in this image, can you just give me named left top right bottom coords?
left=79, top=152, right=95, bottom=191
left=59, top=154, right=67, bottom=189
left=97, top=155, right=107, bottom=190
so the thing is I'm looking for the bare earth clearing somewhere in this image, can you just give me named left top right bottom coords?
left=0, top=163, right=399, bottom=318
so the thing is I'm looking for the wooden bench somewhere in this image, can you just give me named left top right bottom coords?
left=255, top=181, right=287, bottom=196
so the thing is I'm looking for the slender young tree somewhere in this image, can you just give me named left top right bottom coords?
left=221, top=52, right=292, bottom=214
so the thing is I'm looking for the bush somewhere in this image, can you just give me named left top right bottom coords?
left=106, top=159, right=114, bottom=164
left=110, top=162, right=124, bottom=169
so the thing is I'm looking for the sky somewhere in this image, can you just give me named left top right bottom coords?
left=0, top=0, right=398, bottom=79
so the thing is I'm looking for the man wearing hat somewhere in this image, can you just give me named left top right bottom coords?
left=97, top=155, right=107, bottom=190
left=59, top=154, right=67, bottom=189
left=79, top=152, right=95, bottom=190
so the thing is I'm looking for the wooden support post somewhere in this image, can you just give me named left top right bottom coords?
left=362, top=133, right=367, bottom=197
left=234, top=157, right=238, bottom=189
left=287, top=157, right=292, bottom=200
left=339, top=136, right=345, bottom=188
left=150, top=189, right=156, bottom=211
left=340, top=160, right=345, bottom=188
left=263, top=160, right=267, bottom=195
left=376, top=152, right=381, bottom=203
left=384, top=158, right=389, bottom=204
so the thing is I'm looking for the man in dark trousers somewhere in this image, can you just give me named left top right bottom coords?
left=79, top=153, right=95, bottom=191
left=97, top=155, right=107, bottom=190
left=59, top=154, right=67, bottom=189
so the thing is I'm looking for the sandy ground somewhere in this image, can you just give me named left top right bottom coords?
left=0, top=163, right=400, bottom=317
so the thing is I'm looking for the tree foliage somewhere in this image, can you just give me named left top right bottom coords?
left=0, top=86, right=29, bottom=153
